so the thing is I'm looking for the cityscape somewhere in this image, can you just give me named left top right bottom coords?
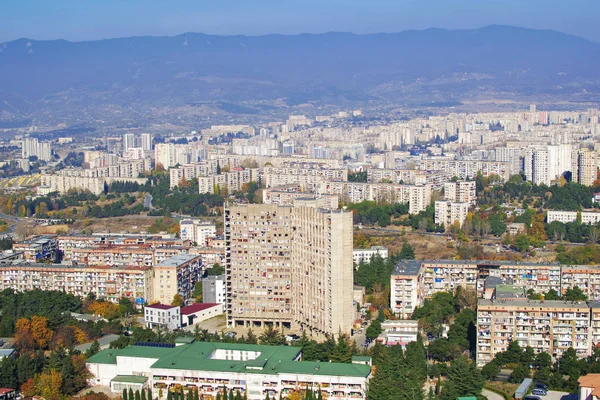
left=1, top=2, right=600, bottom=400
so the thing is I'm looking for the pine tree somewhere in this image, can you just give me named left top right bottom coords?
left=188, top=388, right=193, bottom=400
left=193, top=390, right=199, bottom=400
left=61, top=356, right=78, bottom=395
left=123, top=389, right=128, bottom=400
left=229, top=389, right=234, bottom=400
left=148, top=389, right=153, bottom=400
left=87, top=340, right=101, bottom=357
left=129, top=388, right=135, bottom=400
left=141, top=388, right=146, bottom=400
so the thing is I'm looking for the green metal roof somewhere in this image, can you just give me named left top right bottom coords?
left=174, top=337, right=195, bottom=344
left=111, top=376, right=149, bottom=384
left=351, top=356, right=371, bottom=362
left=89, top=342, right=371, bottom=378
left=87, top=349, right=118, bottom=365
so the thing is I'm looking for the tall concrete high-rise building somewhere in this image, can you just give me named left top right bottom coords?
left=224, top=202, right=354, bottom=335
left=123, top=133, right=135, bottom=152
left=22, top=138, right=52, bottom=162
left=573, top=148, right=597, bottom=186
left=140, top=133, right=153, bottom=152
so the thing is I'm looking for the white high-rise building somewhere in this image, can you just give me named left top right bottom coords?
left=573, top=148, right=597, bottom=186
left=140, top=133, right=153, bottom=152
left=154, top=143, right=176, bottom=168
left=123, top=133, right=135, bottom=152
left=21, top=138, right=52, bottom=162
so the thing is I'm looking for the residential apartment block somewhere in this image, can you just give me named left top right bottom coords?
left=263, top=167, right=347, bottom=191
left=444, top=181, right=477, bottom=205
left=390, top=260, right=571, bottom=319
left=317, top=181, right=432, bottom=214
left=153, top=255, right=201, bottom=304
left=353, top=246, right=389, bottom=264
left=179, top=220, right=216, bottom=246
left=198, top=168, right=260, bottom=195
left=434, top=201, right=469, bottom=228
left=547, top=210, right=600, bottom=225
left=225, top=203, right=354, bottom=334
left=0, top=263, right=153, bottom=304
left=477, top=299, right=592, bottom=366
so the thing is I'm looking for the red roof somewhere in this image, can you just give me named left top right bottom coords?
left=0, top=389, right=14, bottom=395
left=146, top=304, right=178, bottom=310
left=181, top=303, right=221, bottom=315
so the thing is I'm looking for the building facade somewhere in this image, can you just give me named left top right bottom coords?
left=225, top=203, right=355, bottom=334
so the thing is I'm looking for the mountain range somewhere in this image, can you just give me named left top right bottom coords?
left=1, top=25, right=599, bottom=124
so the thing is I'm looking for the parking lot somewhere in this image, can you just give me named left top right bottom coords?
left=544, top=391, right=575, bottom=400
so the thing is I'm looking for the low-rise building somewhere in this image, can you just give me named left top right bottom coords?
left=180, top=303, right=223, bottom=327
left=179, top=220, right=216, bottom=246
left=353, top=246, right=389, bottom=264
left=380, top=320, right=419, bottom=348
left=87, top=341, right=371, bottom=400
left=144, top=304, right=181, bottom=331
left=547, top=210, right=600, bottom=225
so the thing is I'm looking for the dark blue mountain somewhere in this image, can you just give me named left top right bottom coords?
left=1, top=25, right=599, bottom=117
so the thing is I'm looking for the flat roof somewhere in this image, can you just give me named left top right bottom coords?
left=89, top=342, right=371, bottom=378
left=156, top=254, right=199, bottom=267
left=479, top=299, right=588, bottom=309
left=393, top=260, right=422, bottom=276
left=146, top=304, right=178, bottom=311
left=111, top=375, right=148, bottom=384
left=181, top=303, right=221, bottom=315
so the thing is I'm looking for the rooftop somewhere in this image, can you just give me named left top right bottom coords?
left=393, top=260, right=422, bottom=276
left=111, top=375, right=148, bottom=384
left=478, top=299, right=589, bottom=309
left=156, top=254, right=200, bottom=267
left=145, top=304, right=179, bottom=311
left=88, top=342, right=371, bottom=378
left=180, top=303, right=221, bottom=315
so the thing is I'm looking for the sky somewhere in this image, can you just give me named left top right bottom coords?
left=1, top=0, right=599, bottom=43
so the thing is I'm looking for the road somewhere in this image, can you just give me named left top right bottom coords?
left=482, top=389, right=504, bottom=400
left=143, top=194, right=154, bottom=210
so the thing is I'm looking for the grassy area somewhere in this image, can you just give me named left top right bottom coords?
left=485, top=381, right=519, bottom=400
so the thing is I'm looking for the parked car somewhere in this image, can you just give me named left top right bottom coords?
left=524, top=396, right=541, bottom=400
left=532, top=389, right=547, bottom=396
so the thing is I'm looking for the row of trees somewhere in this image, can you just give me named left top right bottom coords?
left=482, top=341, right=600, bottom=393
left=346, top=201, right=409, bottom=227
left=0, top=347, right=90, bottom=398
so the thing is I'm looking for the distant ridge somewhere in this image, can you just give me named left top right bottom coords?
left=1, top=25, right=599, bottom=119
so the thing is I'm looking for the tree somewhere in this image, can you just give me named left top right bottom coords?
left=509, top=364, right=530, bottom=383
left=0, top=357, right=17, bottom=389
left=129, top=388, right=134, bottom=400
left=481, top=361, right=500, bottom=381
left=87, top=340, right=101, bottom=357
left=171, top=294, right=184, bottom=307
left=365, top=320, right=382, bottom=340
left=441, top=357, right=484, bottom=400
left=135, top=389, right=141, bottom=400
left=328, top=331, right=354, bottom=363
left=399, top=242, right=415, bottom=260
left=124, top=389, right=128, bottom=400
left=563, top=286, right=588, bottom=301
left=545, top=289, right=560, bottom=300
left=34, top=370, right=63, bottom=400
left=148, top=389, right=153, bottom=400
left=259, top=325, right=285, bottom=345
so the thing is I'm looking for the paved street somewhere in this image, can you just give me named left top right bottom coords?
left=482, top=389, right=504, bottom=400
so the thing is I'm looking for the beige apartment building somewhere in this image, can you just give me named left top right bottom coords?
left=153, top=254, right=202, bottom=303
left=0, top=263, right=153, bottom=304
left=225, top=203, right=354, bottom=335
left=477, top=299, right=592, bottom=366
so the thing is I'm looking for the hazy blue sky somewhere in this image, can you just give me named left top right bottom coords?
left=1, top=0, right=599, bottom=43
